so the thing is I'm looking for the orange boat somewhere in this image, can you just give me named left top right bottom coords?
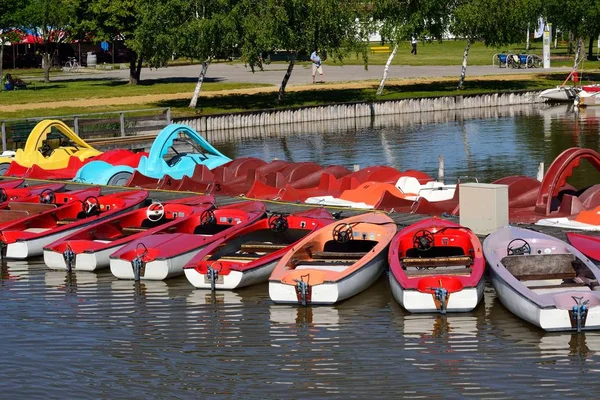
left=269, top=212, right=396, bottom=305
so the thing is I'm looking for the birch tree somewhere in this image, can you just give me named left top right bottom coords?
left=178, top=0, right=238, bottom=108
left=452, top=0, right=540, bottom=89
left=372, top=0, right=454, bottom=95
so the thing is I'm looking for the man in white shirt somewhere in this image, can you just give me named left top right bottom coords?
left=310, top=49, right=324, bottom=83
left=411, top=37, right=417, bottom=55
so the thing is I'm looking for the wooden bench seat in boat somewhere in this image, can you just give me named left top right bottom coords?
left=0, top=210, right=29, bottom=222
left=295, top=264, right=350, bottom=272
left=401, top=255, right=472, bottom=268
left=240, top=242, right=288, bottom=252
left=502, top=254, right=577, bottom=281
left=219, top=253, right=264, bottom=261
left=404, top=267, right=473, bottom=276
left=7, top=202, right=57, bottom=213
left=56, top=218, right=78, bottom=225
left=121, top=226, right=148, bottom=235
left=311, top=251, right=367, bottom=260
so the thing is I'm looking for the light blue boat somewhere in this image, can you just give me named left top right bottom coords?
left=74, top=124, right=231, bottom=185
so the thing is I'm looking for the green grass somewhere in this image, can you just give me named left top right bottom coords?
left=329, top=39, right=600, bottom=68
left=0, top=79, right=270, bottom=106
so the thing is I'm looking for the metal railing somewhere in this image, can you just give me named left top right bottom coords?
left=0, top=107, right=171, bottom=152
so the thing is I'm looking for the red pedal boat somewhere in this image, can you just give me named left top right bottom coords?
left=0, top=182, right=66, bottom=207
left=0, top=189, right=148, bottom=259
left=567, top=232, right=600, bottom=262
left=183, top=208, right=334, bottom=290
left=388, top=217, right=485, bottom=313
left=109, top=201, right=265, bottom=281
left=0, top=186, right=102, bottom=229
left=43, top=195, right=216, bottom=272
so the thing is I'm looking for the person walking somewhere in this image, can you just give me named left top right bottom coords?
left=411, top=37, right=417, bottom=55
left=310, top=48, right=324, bottom=83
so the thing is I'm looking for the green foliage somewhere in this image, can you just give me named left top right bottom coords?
left=451, top=0, right=541, bottom=46
left=544, top=0, right=600, bottom=40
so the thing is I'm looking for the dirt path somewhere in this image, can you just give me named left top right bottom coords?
left=0, top=74, right=535, bottom=113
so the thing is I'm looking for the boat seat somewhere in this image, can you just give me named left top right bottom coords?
left=502, top=254, right=577, bottom=281
left=7, top=202, right=56, bottom=213
left=532, top=286, right=592, bottom=294
left=401, top=256, right=472, bottom=268
left=219, top=254, right=263, bottom=261
left=405, top=267, right=472, bottom=276
left=122, top=226, right=148, bottom=235
left=311, top=251, right=367, bottom=260
left=56, top=218, right=78, bottom=225
left=240, top=242, right=288, bottom=252
left=0, top=210, right=29, bottom=222
left=295, top=264, right=350, bottom=272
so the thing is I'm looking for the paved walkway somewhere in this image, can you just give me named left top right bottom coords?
left=55, top=62, right=571, bottom=86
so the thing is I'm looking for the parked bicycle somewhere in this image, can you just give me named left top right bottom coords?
left=64, top=57, right=81, bottom=73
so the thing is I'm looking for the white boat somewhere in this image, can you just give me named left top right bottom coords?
left=269, top=213, right=396, bottom=305
left=539, top=86, right=580, bottom=102
left=575, top=85, right=600, bottom=107
left=484, top=226, right=600, bottom=332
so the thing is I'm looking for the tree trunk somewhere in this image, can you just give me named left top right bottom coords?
left=129, top=55, right=138, bottom=85
left=277, top=53, right=296, bottom=103
left=574, top=38, right=582, bottom=70
left=43, top=52, right=51, bottom=83
left=0, top=43, right=4, bottom=92
left=189, top=60, right=210, bottom=108
left=457, top=40, right=472, bottom=90
left=589, top=36, right=595, bottom=60
left=136, top=56, right=143, bottom=82
left=376, top=45, right=398, bottom=96
left=568, top=31, right=574, bottom=54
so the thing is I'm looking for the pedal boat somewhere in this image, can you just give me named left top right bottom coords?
left=269, top=212, right=396, bottom=305
left=388, top=218, right=485, bottom=313
left=484, top=226, right=600, bottom=332
left=109, top=201, right=265, bottom=280
left=0, top=189, right=148, bottom=259
left=43, top=195, right=215, bottom=272
left=183, top=208, right=334, bottom=290
left=567, top=232, right=600, bottom=262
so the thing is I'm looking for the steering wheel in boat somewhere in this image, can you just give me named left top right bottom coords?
left=332, top=223, right=353, bottom=244
left=40, top=141, right=54, bottom=158
left=38, top=188, right=56, bottom=204
left=146, top=202, right=165, bottom=222
left=507, top=238, right=531, bottom=256
left=413, top=230, right=435, bottom=252
left=82, top=196, right=101, bottom=217
left=0, top=188, right=7, bottom=203
left=200, top=209, right=217, bottom=225
left=269, top=213, right=289, bottom=233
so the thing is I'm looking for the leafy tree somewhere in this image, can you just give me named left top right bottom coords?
left=0, top=0, right=24, bottom=90
left=372, top=0, right=455, bottom=95
left=238, top=0, right=366, bottom=103
left=178, top=0, right=239, bottom=108
left=21, top=0, right=77, bottom=83
left=451, top=0, right=540, bottom=89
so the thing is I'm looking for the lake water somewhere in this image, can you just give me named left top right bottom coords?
left=3, top=103, right=600, bottom=398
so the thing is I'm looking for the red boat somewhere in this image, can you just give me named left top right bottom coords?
left=388, top=217, right=485, bottom=313
left=109, top=201, right=265, bottom=280
left=0, top=189, right=148, bottom=259
left=0, top=186, right=103, bottom=229
left=0, top=179, right=25, bottom=190
left=0, top=182, right=66, bottom=207
left=567, top=232, right=600, bottom=262
left=183, top=208, right=334, bottom=290
left=43, top=195, right=216, bottom=272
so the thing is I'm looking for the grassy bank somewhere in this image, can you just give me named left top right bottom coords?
left=0, top=71, right=581, bottom=120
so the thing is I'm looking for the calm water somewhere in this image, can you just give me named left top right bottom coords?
left=4, top=104, right=600, bottom=398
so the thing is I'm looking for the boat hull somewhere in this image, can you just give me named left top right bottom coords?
left=389, top=272, right=485, bottom=313
left=539, top=86, right=578, bottom=102
left=490, top=264, right=600, bottom=331
left=44, top=244, right=123, bottom=272
left=269, top=252, right=386, bottom=305
left=110, top=247, right=204, bottom=280
left=185, top=259, right=277, bottom=290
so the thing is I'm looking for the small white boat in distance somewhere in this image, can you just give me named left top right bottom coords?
left=539, top=86, right=579, bottom=102
left=484, top=226, right=600, bottom=332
